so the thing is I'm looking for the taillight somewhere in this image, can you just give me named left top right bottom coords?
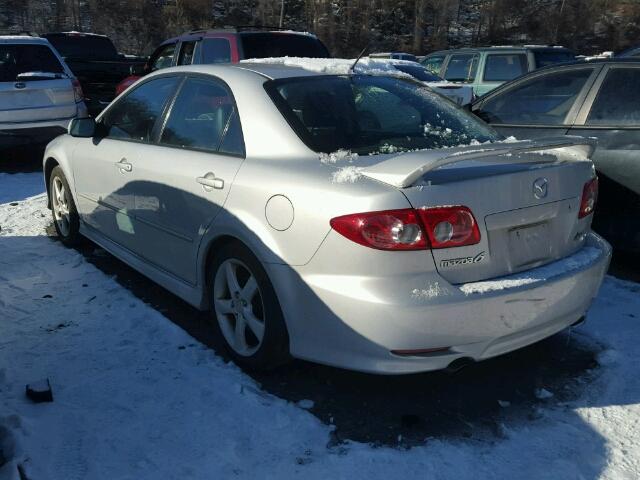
left=330, top=209, right=427, bottom=250
left=330, top=206, right=481, bottom=251
left=417, top=206, right=481, bottom=249
left=579, top=177, right=598, bottom=218
left=72, top=78, right=83, bottom=102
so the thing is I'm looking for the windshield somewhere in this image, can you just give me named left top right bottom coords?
left=392, top=64, right=441, bottom=82
left=44, top=34, right=119, bottom=60
left=0, top=44, right=64, bottom=82
left=266, top=75, right=499, bottom=155
left=240, top=33, right=330, bottom=59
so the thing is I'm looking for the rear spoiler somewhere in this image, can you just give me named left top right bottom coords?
left=360, top=136, right=597, bottom=188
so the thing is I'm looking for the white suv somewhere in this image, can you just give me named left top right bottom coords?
left=0, top=36, right=87, bottom=151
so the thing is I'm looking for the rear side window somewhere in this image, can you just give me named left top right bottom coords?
left=476, top=68, right=593, bottom=125
left=444, top=54, right=479, bottom=82
left=44, top=34, right=118, bottom=60
left=240, top=33, right=330, bottom=59
left=534, top=50, right=576, bottom=68
left=483, top=54, right=528, bottom=82
left=422, top=55, right=445, bottom=75
left=160, top=77, right=244, bottom=155
left=151, top=44, right=176, bottom=71
left=587, top=68, right=640, bottom=126
left=0, top=44, right=63, bottom=81
left=102, top=76, right=179, bottom=142
left=201, top=38, right=231, bottom=63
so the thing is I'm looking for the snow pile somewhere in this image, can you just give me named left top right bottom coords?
left=460, top=246, right=603, bottom=295
left=1, top=173, right=640, bottom=479
left=319, top=149, right=359, bottom=164
left=411, top=282, right=450, bottom=299
left=332, top=166, right=364, bottom=184
left=242, top=56, right=414, bottom=79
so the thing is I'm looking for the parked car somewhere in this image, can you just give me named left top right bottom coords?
left=421, top=45, right=576, bottom=96
left=43, top=63, right=610, bottom=374
left=386, top=59, right=475, bottom=105
left=115, top=27, right=331, bottom=95
left=471, top=58, right=640, bottom=253
left=616, top=45, right=640, bottom=57
left=42, top=31, right=146, bottom=115
left=0, top=35, right=87, bottom=152
left=370, top=52, right=419, bottom=62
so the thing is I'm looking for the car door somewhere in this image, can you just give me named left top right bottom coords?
left=471, top=65, right=600, bottom=139
left=73, top=75, right=181, bottom=250
left=442, top=53, right=480, bottom=93
left=569, top=64, right=640, bottom=196
left=568, top=64, right=640, bottom=250
left=127, top=75, right=246, bottom=284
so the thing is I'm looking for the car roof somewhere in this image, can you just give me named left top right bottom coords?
left=426, top=45, right=573, bottom=56
left=162, top=28, right=317, bottom=44
left=534, top=57, right=640, bottom=72
left=0, top=36, right=51, bottom=45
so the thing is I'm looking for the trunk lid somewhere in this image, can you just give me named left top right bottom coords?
left=0, top=78, right=77, bottom=123
left=360, top=137, right=597, bottom=284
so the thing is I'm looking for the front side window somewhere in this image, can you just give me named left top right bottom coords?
left=0, top=45, right=64, bottom=81
left=266, top=75, right=499, bottom=155
left=483, top=54, right=528, bottom=82
left=160, top=77, right=244, bottom=155
left=151, top=43, right=176, bottom=71
left=422, top=55, right=445, bottom=76
left=587, top=68, right=640, bottom=126
left=444, top=54, right=479, bottom=82
left=101, top=76, right=179, bottom=142
left=177, top=41, right=196, bottom=65
left=477, top=68, right=593, bottom=125
left=201, top=38, right=231, bottom=64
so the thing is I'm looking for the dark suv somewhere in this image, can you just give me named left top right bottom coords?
left=116, top=27, right=331, bottom=95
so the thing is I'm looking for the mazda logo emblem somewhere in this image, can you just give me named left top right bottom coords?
left=14, top=82, right=26, bottom=89
left=533, top=177, right=548, bottom=199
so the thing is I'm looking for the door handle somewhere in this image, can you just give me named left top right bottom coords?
left=115, top=158, right=132, bottom=173
left=196, top=172, right=224, bottom=191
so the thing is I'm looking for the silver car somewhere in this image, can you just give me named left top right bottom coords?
left=0, top=36, right=87, bottom=151
left=43, top=64, right=611, bottom=374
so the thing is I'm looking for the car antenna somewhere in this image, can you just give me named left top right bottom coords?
left=349, top=43, right=370, bottom=74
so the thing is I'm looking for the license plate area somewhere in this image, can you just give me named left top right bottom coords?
left=508, top=222, right=551, bottom=268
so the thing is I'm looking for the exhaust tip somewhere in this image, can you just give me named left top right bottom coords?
left=445, top=357, right=475, bottom=374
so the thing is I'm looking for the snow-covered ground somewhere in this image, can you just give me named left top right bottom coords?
left=1, top=172, right=639, bottom=479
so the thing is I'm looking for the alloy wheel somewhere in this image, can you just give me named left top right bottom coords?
left=213, top=258, right=266, bottom=356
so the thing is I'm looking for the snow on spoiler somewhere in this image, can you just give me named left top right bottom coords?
left=360, top=136, right=597, bottom=188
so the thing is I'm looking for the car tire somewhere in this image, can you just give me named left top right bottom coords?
left=209, top=242, right=290, bottom=370
left=49, top=166, right=81, bottom=246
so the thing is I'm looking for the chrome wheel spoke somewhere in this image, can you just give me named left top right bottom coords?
left=215, top=298, right=234, bottom=315
left=225, top=262, right=241, bottom=294
left=244, top=311, right=265, bottom=341
left=240, top=276, right=257, bottom=303
left=234, top=315, right=248, bottom=352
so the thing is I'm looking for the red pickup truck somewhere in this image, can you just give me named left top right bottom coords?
left=116, top=27, right=331, bottom=95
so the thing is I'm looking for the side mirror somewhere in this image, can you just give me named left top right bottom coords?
left=68, top=117, right=96, bottom=138
left=129, top=63, right=146, bottom=76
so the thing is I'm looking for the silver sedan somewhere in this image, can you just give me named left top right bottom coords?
left=43, top=63, right=611, bottom=374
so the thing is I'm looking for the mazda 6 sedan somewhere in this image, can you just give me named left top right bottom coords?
left=43, top=63, right=611, bottom=374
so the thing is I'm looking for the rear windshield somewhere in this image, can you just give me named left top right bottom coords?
left=240, top=33, right=330, bottom=59
left=44, top=34, right=118, bottom=60
left=265, top=75, right=499, bottom=155
left=534, top=50, right=576, bottom=68
left=0, top=44, right=64, bottom=82
left=392, top=64, right=441, bottom=82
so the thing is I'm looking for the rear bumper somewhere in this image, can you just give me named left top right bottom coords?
left=0, top=119, right=73, bottom=148
left=269, top=232, right=611, bottom=374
